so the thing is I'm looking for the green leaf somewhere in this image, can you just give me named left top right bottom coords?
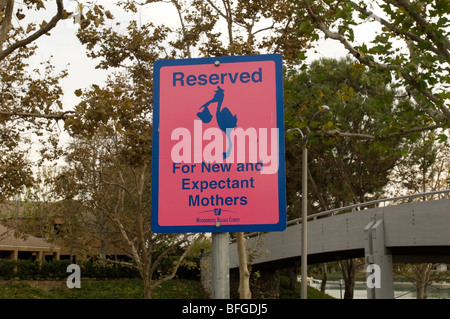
left=310, top=121, right=320, bottom=129
left=437, top=134, right=448, bottom=143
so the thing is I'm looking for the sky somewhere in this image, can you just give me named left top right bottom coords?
left=24, top=0, right=380, bottom=164
left=29, top=0, right=357, bottom=113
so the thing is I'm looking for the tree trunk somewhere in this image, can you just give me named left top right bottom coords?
left=288, top=267, right=297, bottom=291
left=100, top=239, right=107, bottom=265
left=413, top=263, right=432, bottom=299
left=320, top=263, right=328, bottom=293
left=416, top=279, right=427, bottom=299
left=339, top=259, right=356, bottom=299
left=143, top=274, right=152, bottom=299
left=236, top=232, right=251, bottom=299
left=141, top=257, right=153, bottom=299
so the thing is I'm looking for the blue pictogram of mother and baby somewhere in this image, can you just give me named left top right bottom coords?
left=196, top=86, right=238, bottom=159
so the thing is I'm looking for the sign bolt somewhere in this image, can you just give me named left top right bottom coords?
left=215, top=222, right=221, bottom=228
left=214, top=60, right=220, bottom=67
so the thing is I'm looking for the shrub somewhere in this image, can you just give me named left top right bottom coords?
left=14, top=260, right=40, bottom=279
left=0, top=259, right=140, bottom=280
left=0, top=259, right=16, bottom=279
left=155, top=256, right=200, bottom=280
left=80, top=261, right=140, bottom=279
left=40, top=260, right=72, bottom=279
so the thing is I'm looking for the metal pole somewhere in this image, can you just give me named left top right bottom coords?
left=212, top=232, right=230, bottom=299
left=288, top=106, right=329, bottom=299
left=301, top=143, right=308, bottom=299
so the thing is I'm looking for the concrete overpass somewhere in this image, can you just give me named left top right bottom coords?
left=228, top=190, right=450, bottom=298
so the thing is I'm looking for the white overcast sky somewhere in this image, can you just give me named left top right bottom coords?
left=29, top=0, right=373, bottom=113
left=23, top=0, right=382, bottom=165
left=9, top=0, right=389, bottom=170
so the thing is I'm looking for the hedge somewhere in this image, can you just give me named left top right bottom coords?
left=0, top=259, right=140, bottom=280
left=0, top=256, right=200, bottom=280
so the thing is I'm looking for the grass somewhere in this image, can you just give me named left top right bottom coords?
left=0, top=276, right=335, bottom=299
left=0, top=281, right=50, bottom=299
left=0, top=279, right=209, bottom=299
left=280, top=284, right=334, bottom=299
left=279, top=275, right=335, bottom=299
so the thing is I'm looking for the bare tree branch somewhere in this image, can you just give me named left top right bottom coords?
left=0, top=0, right=65, bottom=61
left=380, top=124, right=446, bottom=139
left=0, top=0, right=14, bottom=50
left=349, top=1, right=449, bottom=60
left=385, top=0, right=450, bottom=56
left=0, top=110, right=75, bottom=120
left=323, top=124, right=445, bottom=140
left=205, top=0, right=227, bottom=20
left=323, top=130, right=376, bottom=140
left=303, top=0, right=450, bottom=123
left=171, top=0, right=191, bottom=58
left=150, top=234, right=200, bottom=290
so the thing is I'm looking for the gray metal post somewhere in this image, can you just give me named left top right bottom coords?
left=301, top=144, right=308, bottom=299
left=364, top=212, right=394, bottom=299
left=212, top=232, right=230, bottom=299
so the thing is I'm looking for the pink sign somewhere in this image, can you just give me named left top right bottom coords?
left=152, top=54, right=286, bottom=233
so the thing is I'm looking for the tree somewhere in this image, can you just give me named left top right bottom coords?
left=58, top=7, right=206, bottom=296
left=284, top=57, right=427, bottom=298
left=0, top=0, right=202, bottom=299
left=0, top=0, right=74, bottom=202
left=0, top=0, right=74, bottom=127
left=386, top=132, right=449, bottom=298
left=299, top=0, right=449, bottom=125
left=53, top=124, right=201, bottom=299
left=289, top=4, right=449, bottom=296
left=285, top=57, right=423, bottom=214
left=386, top=132, right=449, bottom=196
left=73, top=0, right=316, bottom=299
left=1, top=0, right=63, bottom=61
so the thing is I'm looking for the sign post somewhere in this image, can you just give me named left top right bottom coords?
left=212, top=232, right=230, bottom=299
left=152, top=54, right=286, bottom=298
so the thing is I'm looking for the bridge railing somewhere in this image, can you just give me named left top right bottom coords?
left=287, top=189, right=450, bottom=226
left=229, top=189, right=450, bottom=242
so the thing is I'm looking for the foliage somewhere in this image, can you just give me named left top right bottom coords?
left=39, top=259, right=73, bottom=279
left=50, top=125, right=201, bottom=298
left=279, top=274, right=334, bottom=299
left=0, top=0, right=71, bottom=201
left=386, top=133, right=450, bottom=196
left=0, top=259, right=140, bottom=280
left=0, top=259, right=16, bottom=279
left=284, top=57, right=425, bottom=219
left=297, top=0, right=450, bottom=124
left=75, top=0, right=313, bottom=63
left=61, top=0, right=317, bottom=299
left=188, top=237, right=212, bottom=258
left=284, top=57, right=437, bottom=299
left=0, top=281, right=49, bottom=299
left=156, top=256, right=201, bottom=280
left=7, top=169, right=92, bottom=258
left=384, top=127, right=449, bottom=298
left=0, top=278, right=209, bottom=299
left=1, top=0, right=448, bottom=301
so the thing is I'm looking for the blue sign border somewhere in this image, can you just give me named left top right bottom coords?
left=151, top=54, right=286, bottom=233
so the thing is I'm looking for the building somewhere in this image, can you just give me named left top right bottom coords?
left=0, top=201, right=130, bottom=262
left=0, top=224, right=60, bottom=261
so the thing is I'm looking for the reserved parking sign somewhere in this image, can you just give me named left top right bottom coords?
left=151, top=54, right=286, bottom=233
